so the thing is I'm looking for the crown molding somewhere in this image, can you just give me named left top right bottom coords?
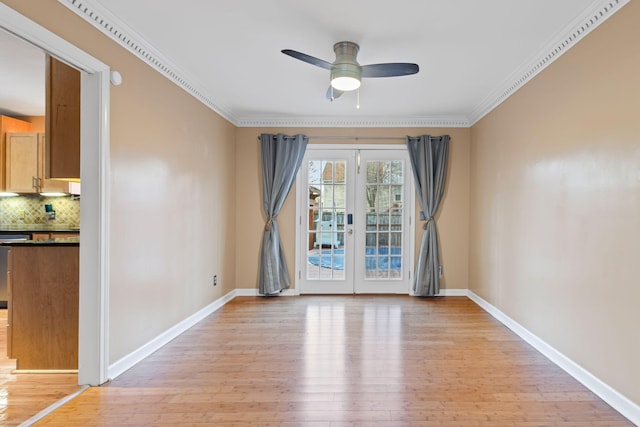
left=57, top=0, right=238, bottom=124
left=468, top=0, right=629, bottom=125
left=235, top=116, right=470, bottom=128
left=58, top=0, right=628, bottom=129
left=54, top=0, right=469, bottom=128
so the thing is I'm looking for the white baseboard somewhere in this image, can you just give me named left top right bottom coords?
left=236, top=288, right=299, bottom=296
left=437, top=288, right=468, bottom=296
left=241, top=288, right=465, bottom=296
left=108, top=289, right=238, bottom=380
left=467, top=290, right=639, bottom=426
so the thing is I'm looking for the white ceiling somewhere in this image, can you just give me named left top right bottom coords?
left=0, top=29, right=45, bottom=117
left=0, top=0, right=627, bottom=126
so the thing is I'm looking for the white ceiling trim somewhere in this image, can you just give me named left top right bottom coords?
left=236, top=116, right=470, bottom=128
left=468, top=0, right=629, bottom=125
left=59, top=0, right=627, bottom=129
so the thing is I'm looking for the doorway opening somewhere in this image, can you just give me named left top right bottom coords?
left=0, top=3, right=110, bottom=385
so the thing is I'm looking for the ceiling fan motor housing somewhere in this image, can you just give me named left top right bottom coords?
left=330, top=41, right=362, bottom=91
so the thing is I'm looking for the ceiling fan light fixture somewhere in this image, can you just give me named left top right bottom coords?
left=330, top=62, right=361, bottom=91
left=331, top=75, right=360, bottom=91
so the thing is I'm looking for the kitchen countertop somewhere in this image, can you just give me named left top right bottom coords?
left=0, top=237, right=80, bottom=246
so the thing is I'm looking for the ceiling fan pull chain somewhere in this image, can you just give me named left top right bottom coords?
left=356, top=87, right=360, bottom=110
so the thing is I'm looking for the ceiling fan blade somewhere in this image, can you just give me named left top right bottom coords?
left=282, top=49, right=332, bottom=70
left=326, top=86, right=344, bottom=100
left=361, top=63, right=419, bottom=78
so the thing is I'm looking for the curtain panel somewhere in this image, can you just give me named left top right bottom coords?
left=258, top=133, right=308, bottom=295
left=406, top=135, right=450, bottom=296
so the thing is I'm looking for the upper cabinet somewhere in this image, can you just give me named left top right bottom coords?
left=45, top=55, right=80, bottom=180
left=5, top=132, right=39, bottom=193
left=0, top=116, right=32, bottom=191
left=5, top=132, right=72, bottom=194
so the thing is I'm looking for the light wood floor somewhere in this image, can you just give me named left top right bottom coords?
left=36, top=296, right=632, bottom=426
left=0, top=309, right=80, bottom=426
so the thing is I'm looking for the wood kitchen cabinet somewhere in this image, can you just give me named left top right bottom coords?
left=0, top=115, right=32, bottom=191
left=5, top=132, right=39, bottom=193
left=7, top=245, right=79, bottom=370
left=31, top=232, right=79, bottom=240
left=45, top=55, right=80, bottom=180
left=5, top=132, right=69, bottom=193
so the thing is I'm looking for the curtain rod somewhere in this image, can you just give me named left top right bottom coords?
left=256, top=135, right=406, bottom=141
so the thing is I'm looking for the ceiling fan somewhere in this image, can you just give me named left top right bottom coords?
left=282, top=41, right=419, bottom=102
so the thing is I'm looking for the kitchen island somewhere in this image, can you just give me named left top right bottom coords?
left=2, top=238, right=79, bottom=370
left=0, top=229, right=79, bottom=308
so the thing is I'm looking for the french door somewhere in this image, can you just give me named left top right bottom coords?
left=295, top=146, right=414, bottom=294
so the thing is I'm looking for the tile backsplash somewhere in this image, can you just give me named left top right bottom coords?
left=0, top=194, right=80, bottom=228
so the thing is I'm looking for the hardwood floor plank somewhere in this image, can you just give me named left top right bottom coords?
left=35, top=296, right=634, bottom=426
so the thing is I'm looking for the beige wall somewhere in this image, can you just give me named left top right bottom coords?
left=235, top=127, right=470, bottom=291
left=469, top=1, right=640, bottom=405
left=3, top=1, right=237, bottom=362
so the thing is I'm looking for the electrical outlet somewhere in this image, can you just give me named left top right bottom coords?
left=213, top=275, right=217, bottom=286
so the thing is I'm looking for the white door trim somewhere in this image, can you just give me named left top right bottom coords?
left=0, top=3, right=110, bottom=385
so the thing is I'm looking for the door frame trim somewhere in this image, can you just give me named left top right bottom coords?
left=0, top=3, right=110, bottom=385
left=294, top=144, right=415, bottom=294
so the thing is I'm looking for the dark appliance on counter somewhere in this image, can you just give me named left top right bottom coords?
left=0, top=234, right=30, bottom=308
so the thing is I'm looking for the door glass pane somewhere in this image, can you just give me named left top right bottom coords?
left=306, top=160, right=346, bottom=280
left=364, top=160, right=404, bottom=280
left=391, top=161, right=403, bottom=184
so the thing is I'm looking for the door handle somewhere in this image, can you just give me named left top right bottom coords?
left=347, top=228, right=353, bottom=235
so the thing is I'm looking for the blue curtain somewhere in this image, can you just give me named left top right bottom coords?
left=406, top=135, right=450, bottom=296
left=259, top=133, right=308, bottom=295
